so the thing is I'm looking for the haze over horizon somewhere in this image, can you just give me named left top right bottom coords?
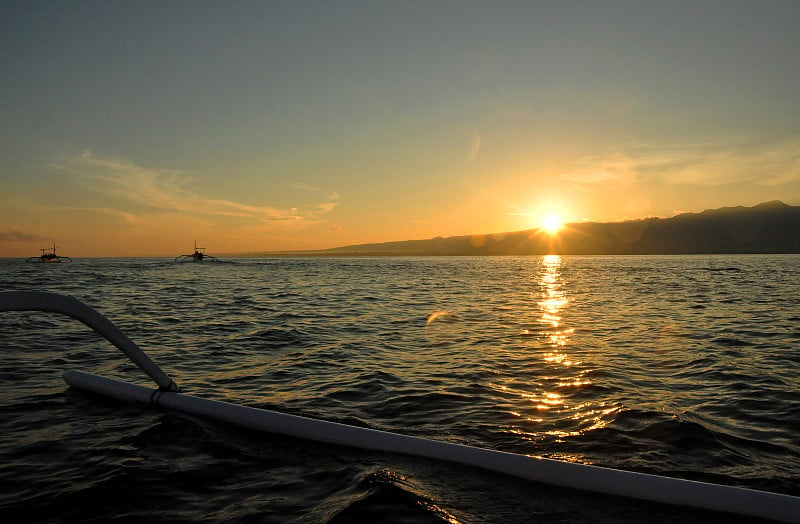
left=2, top=1, right=799, bottom=257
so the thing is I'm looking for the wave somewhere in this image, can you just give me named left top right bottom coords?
left=2, top=255, right=799, bottom=522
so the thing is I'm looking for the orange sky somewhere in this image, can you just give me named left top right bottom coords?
left=1, top=2, right=798, bottom=257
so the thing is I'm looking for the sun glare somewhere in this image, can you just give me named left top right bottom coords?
left=541, top=213, right=563, bottom=234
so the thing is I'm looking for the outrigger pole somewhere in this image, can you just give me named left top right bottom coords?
left=1, top=291, right=798, bottom=523
left=0, top=292, right=177, bottom=391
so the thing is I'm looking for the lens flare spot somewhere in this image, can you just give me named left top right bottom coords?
left=426, top=310, right=458, bottom=325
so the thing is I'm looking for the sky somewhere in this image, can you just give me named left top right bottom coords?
left=1, top=0, right=798, bottom=257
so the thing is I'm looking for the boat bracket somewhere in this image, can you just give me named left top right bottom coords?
left=0, top=291, right=179, bottom=392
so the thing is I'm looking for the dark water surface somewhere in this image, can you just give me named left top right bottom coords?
left=1, top=255, right=798, bottom=523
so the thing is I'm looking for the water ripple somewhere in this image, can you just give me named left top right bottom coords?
left=1, top=255, right=799, bottom=522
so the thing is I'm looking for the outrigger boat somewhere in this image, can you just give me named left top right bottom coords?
left=26, top=243, right=72, bottom=263
left=174, top=241, right=218, bottom=262
left=0, top=290, right=798, bottom=523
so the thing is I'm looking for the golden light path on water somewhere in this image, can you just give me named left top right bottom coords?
left=495, top=255, right=620, bottom=458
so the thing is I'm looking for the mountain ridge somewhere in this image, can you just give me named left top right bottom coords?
left=251, top=201, right=800, bottom=256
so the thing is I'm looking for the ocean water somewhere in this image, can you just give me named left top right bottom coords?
left=0, top=255, right=798, bottom=523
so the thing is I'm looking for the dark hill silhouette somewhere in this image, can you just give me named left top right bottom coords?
left=263, top=201, right=800, bottom=256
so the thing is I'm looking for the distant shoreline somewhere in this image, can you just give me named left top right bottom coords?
left=229, top=250, right=800, bottom=258
left=4, top=253, right=800, bottom=260
left=6, top=201, right=799, bottom=258
left=246, top=201, right=800, bottom=257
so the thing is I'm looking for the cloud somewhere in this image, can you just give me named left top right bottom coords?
left=0, top=230, right=45, bottom=241
left=561, top=170, right=623, bottom=184
left=54, top=152, right=338, bottom=226
left=561, top=154, right=636, bottom=185
left=316, top=202, right=338, bottom=213
left=468, top=132, right=482, bottom=161
left=292, top=184, right=342, bottom=201
left=50, top=206, right=141, bottom=224
left=562, top=135, right=800, bottom=188
left=292, top=182, right=321, bottom=192
left=638, top=135, right=800, bottom=187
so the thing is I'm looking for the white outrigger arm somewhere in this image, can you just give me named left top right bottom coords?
left=1, top=292, right=177, bottom=391
left=1, top=291, right=798, bottom=523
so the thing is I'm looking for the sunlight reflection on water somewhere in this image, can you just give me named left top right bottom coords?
left=514, top=254, right=618, bottom=445
left=538, top=256, right=575, bottom=367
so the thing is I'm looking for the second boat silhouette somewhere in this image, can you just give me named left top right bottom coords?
left=174, top=241, right=218, bottom=262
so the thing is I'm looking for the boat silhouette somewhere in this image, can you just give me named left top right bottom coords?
left=26, top=243, right=72, bottom=263
left=174, top=241, right=218, bottom=262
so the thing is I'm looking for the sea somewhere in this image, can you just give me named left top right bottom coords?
left=0, top=255, right=798, bottom=523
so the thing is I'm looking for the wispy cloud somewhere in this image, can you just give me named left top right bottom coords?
left=468, top=132, right=482, bottom=161
left=561, top=154, right=636, bottom=185
left=52, top=152, right=338, bottom=226
left=0, top=230, right=45, bottom=241
left=292, top=182, right=321, bottom=192
left=50, top=206, right=141, bottom=224
left=562, top=135, right=800, bottom=188
left=647, top=136, right=800, bottom=187
left=316, top=202, right=338, bottom=213
left=561, top=170, right=625, bottom=184
left=288, top=184, right=341, bottom=211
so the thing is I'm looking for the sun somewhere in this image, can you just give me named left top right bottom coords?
left=541, top=213, right=563, bottom=235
